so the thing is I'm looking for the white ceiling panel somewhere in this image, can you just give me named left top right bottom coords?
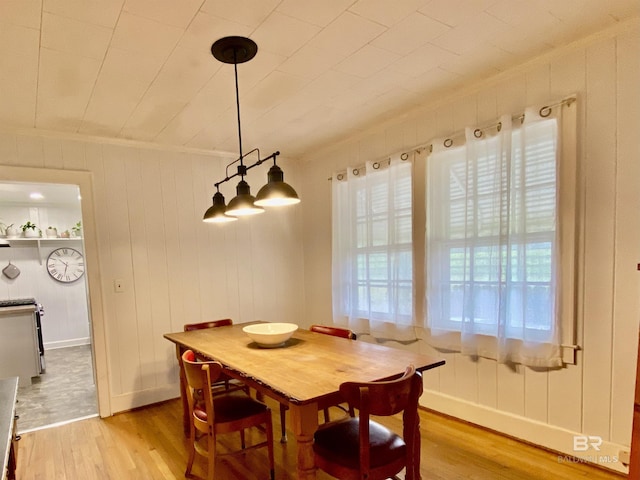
left=0, top=23, right=39, bottom=127
left=430, top=12, right=511, bottom=55
left=371, top=12, right=451, bottom=54
left=251, top=12, right=321, bottom=57
left=110, top=12, right=183, bottom=58
left=178, top=12, right=252, bottom=51
left=0, top=0, right=42, bottom=29
left=349, top=0, right=429, bottom=27
left=36, top=48, right=102, bottom=132
left=0, top=1, right=636, bottom=159
left=41, top=13, right=113, bottom=60
left=419, top=0, right=498, bottom=28
left=276, top=0, right=353, bottom=28
left=334, top=45, right=401, bottom=79
left=42, top=0, right=124, bottom=28
left=123, top=0, right=202, bottom=28
left=200, top=0, right=280, bottom=28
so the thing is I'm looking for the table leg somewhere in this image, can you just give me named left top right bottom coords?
left=289, top=402, right=319, bottom=480
left=414, top=410, right=422, bottom=480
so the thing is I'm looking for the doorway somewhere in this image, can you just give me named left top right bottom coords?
left=0, top=181, right=97, bottom=431
left=0, top=165, right=110, bottom=422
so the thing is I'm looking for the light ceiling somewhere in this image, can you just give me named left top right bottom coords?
left=0, top=182, right=81, bottom=207
left=0, top=0, right=638, bottom=159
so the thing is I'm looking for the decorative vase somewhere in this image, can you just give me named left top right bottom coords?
left=5, top=226, right=18, bottom=238
left=24, top=229, right=39, bottom=238
left=46, top=228, right=58, bottom=238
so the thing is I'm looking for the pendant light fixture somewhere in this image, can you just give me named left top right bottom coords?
left=203, top=36, right=300, bottom=223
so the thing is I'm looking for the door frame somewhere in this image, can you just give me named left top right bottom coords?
left=0, top=165, right=111, bottom=417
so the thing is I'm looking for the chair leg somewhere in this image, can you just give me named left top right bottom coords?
left=322, top=407, right=330, bottom=423
left=265, top=415, right=276, bottom=480
left=207, top=436, right=216, bottom=480
left=279, top=403, right=287, bottom=443
left=185, top=436, right=196, bottom=477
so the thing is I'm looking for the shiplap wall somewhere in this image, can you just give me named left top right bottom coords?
left=300, top=20, right=639, bottom=474
left=0, top=132, right=305, bottom=413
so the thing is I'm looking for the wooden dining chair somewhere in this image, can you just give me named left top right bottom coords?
left=312, top=365, right=423, bottom=480
left=182, top=350, right=275, bottom=480
left=278, top=324, right=357, bottom=443
left=177, top=319, right=247, bottom=435
left=310, top=324, right=357, bottom=420
left=183, top=319, right=247, bottom=393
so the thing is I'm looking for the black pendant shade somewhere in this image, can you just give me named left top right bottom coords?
left=254, top=164, right=300, bottom=207
left=203, top=191, right=237, bottom=223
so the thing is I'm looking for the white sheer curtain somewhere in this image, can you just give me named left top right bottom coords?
left=332, top=157, right=415, bottom=341
left=427, top=107, right=563, bottom=367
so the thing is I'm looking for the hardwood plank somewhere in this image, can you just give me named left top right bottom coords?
left=16, top=398, right=623, bottom=480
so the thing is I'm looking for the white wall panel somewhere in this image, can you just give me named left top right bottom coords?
left=300, top=21, right=640, bottom=474
left=582, top=37, right=617, bottom=439
left=16, top=135, right=44, bottom=167
left=611, top=26, right=640, bottom=445
left=546, top=44, right=587, bottom=436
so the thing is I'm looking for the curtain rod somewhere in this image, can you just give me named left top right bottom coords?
left=328, top=95, right=576, bottom=181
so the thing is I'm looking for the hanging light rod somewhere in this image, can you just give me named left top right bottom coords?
left=214, top=148, right=280, bottom=190
left=203, top=36, right=300, bottom=224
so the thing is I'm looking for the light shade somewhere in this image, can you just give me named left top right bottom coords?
left=254, top=164, right=301, bottom=207
left=203, top=192, right=237, bottom=223
left=226, top=180, right=264, bottom=217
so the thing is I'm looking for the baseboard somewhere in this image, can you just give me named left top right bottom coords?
left=110, top=383, right=180, bottom=414
left=44, top=337, right=91, bottom=349
left=421, top=390, right=630, bottom=475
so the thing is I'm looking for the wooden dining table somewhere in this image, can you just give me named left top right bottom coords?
left=164, top=322, right=445, bottom=479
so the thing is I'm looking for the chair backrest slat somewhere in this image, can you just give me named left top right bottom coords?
left=184, top=318, right=233, bottom=331
left=310, top=324, right=356, bottom=340
left=339, top=365, right=418, bottom=416
left=182, top=350, right=223, bottom=392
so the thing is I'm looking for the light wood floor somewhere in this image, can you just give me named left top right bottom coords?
left=16, top=397, right=623, bottom=480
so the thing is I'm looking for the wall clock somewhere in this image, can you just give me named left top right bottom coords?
left=46, top=247, right=85, bottom=283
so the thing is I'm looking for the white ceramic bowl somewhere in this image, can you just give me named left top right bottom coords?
left=242, top=322, right=298, bottom=347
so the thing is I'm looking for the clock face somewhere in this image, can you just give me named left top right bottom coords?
left=47, top=248, right=85, bottom=283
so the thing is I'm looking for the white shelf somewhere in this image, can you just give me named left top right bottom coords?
left=5, top=237, right=83, bottom=264
left=6, top=237, right=82, bottom=242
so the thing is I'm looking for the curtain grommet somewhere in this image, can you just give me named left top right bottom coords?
left=539, top=106, right=552, bottom=117
left=400, top=152, right=409, bottom=161
left=444, top=138, right=453, bottom=148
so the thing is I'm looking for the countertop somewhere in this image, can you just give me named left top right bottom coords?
left=0, top=377, right=18, bottom=480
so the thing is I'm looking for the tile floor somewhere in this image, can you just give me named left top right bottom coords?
left=16, top=344, right=97, bottom=433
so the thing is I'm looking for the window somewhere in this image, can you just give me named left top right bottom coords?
left=426, top=104, right=575, bottom=367
left=332, top=159, right=413, bottom=331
